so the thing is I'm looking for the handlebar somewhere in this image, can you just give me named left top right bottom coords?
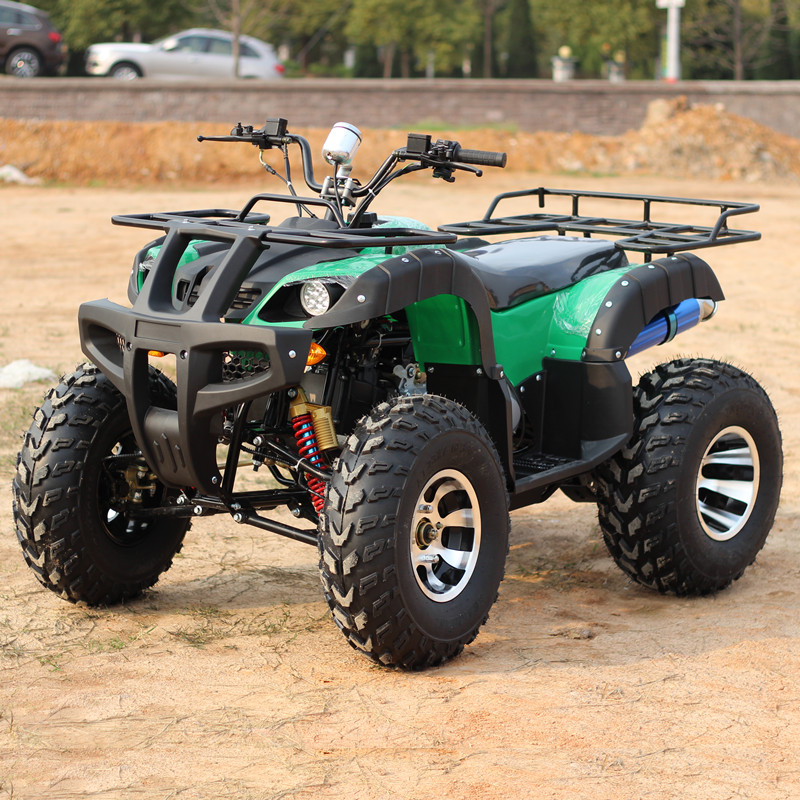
left=400, top=132, right=507, bottom=170
left=452, top=146, right=507, bottom=169
left=196, top=118, right=508, bottom=225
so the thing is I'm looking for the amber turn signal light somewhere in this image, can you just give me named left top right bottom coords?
left=306, top=342, right=327, bottom=365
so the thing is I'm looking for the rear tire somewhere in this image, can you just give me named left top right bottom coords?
left=6, top=47, right=42, bottom=77
left=595, top=358, right=782, bottom=596
left=12, top=363, right=191, bottom=605
left=319, top=395, right=509, bottom=669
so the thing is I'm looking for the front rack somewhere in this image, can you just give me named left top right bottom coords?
left=439, top=188, right=760, bottom=258
left=112, top=192, right=457, bottom=250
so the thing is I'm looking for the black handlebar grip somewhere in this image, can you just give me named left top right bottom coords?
left=453, top=147, right=507, bottom=168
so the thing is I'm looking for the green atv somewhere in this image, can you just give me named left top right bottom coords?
left=12, top=118, right=782, bottom=669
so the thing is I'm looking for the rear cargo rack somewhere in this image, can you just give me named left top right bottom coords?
left=113, top=192, right=456, bottom=250
left=439, top=188, right=760, bottom=259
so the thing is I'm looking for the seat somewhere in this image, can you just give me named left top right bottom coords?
left=459, top=235, right=628, bottom=310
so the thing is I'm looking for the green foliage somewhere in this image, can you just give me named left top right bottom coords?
left=681, top=0, right=792, bottom=79
left=31, top=0, right=800, bottom=80
left=503, top=0, right=538, bottom=77
left=757, top=0, right=800, bottom=78
left=531, top=0, right=660, bottom=78
left=260, top=0, right=352, bottom=71
left=346, top=0, right=480, bottom=76
left=35, top=0, right=197, bottom=52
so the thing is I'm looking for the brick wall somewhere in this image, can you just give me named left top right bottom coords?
left=1, top=78, right=799, bottom=138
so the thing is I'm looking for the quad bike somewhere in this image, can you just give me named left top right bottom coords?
left=12, top=117, right=782, bottom=669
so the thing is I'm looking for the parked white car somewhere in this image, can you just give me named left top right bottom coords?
left=85, top=28, right=285, bottom=80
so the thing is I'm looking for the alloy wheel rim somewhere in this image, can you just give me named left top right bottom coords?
left=10, top=51, right=39, bottom=78
left=696, top=425, right=760, bottom=541
left=113, top=66, right=139, bottom=80
left=410, top=469, right=481, bottom=602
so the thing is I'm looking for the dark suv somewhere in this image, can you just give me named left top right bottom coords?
left=0, top=0, right=65, bottom=77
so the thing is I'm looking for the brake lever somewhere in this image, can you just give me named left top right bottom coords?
left=452, top=163, right=483, bottom=177
left=198, top=119, right=290, bottom=150
left=431, top=161, right=483, bottom=182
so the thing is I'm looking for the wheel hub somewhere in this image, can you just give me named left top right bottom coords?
left=415, top=519, right=439, bottom=547
left=409, top=469, right=481, bottom=603
left=10, top=51, right=39, bottom=78
left=99, top=443, right=159, bottom=546
left=696, top=425, right=760, bottom=542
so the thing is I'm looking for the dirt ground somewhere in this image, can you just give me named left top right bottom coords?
left=1, top=165, right=800, bottom=800
left=3, top=97, right=800, bottom=186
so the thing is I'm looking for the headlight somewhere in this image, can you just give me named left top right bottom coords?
left=135, top=252, right=156, bottom=291
left=139, top=253, right=156, bottom=273
left=300, top=280, right=333, bottom=316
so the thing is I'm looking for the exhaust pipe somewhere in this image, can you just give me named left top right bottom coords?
left=627, top=298, right=717, bottom=358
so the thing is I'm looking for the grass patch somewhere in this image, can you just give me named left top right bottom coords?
left=36, top=653, right=63, bottom=672
left=85, top=625, right=156, bottom=654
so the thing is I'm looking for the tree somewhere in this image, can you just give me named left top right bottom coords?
left=252, top=0, right=351, bottom=74
left=477, top=0, right=505, bottom=78
left=502, top=0, right=538, bottom=77
left=346, top=0, right=480, bottom=78
left=682, top=0, right=790, bottom=79
left=531, top=0, right=659, bottom=78
left=757, top=0, right=800, bottom=78
left=199, top=0, right=299, bottom=76
left=35, top=0, right=195, bottom=52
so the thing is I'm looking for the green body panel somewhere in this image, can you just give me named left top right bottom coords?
left=139, top=241, right=206, bottom=291
left=141, top=224, right=642, bottom=388
left=241, top=253, right=637, bottom=383
left=405, top=295, right=482, bottom=366
left=491, top=265, right=634, bottom=386
left=241, top=216, right=435, bottom=323
left=241, top=252, right=392, bottom=328
left=138, top=215, right=429, bottom=294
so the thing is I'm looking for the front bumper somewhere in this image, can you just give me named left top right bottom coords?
left=80, top=299, right=311, bottom=494
left=79, top=224, right=312, bottom=494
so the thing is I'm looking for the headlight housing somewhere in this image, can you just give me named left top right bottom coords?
left=131, top=250, right=157, bottom=294
left=300, top=280, right=334, bottom=316
left=258, top=277, right=351, bottom=323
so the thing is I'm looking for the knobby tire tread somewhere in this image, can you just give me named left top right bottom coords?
left=319, top=394, right=509, bottom=670
left=12, top=363, right=190, bottom=606
left=595, top=357, right=781, bottom=596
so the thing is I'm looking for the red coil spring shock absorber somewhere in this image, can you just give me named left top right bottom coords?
left=291, top=412, right=327, bottom=514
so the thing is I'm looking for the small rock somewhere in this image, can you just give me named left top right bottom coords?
left=0, top=359, right=56, bottom=389
left=0, top=164, right=41, bottom=185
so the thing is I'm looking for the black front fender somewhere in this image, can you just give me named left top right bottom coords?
left=306, top=247, right=504, bottom=378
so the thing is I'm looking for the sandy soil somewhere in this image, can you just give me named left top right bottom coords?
left=1, top=170, right=800, bottom=800
left=3, top=98, right=800, bottom=186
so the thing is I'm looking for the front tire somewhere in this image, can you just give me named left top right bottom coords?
left=319, top=395, right=509, bottom=669
left=12, top=363, right=191, bottom=606
left=110, top=61, right=142, bottom=80
left=595, top=358, right=782, bottom=596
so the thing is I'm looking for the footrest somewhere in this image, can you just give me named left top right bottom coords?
left=513, top=453, right=574, bottom=476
